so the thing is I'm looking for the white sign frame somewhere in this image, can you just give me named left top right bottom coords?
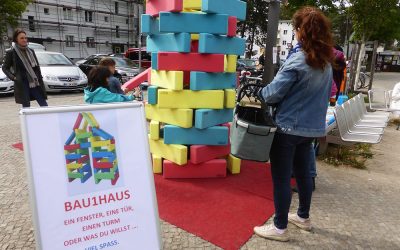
left=20, top=102, right=161, bottom=250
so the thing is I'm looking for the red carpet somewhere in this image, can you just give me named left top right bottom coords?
left=13, top=143, right=275, bottom=249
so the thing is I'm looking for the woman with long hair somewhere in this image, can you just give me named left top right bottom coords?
left=254, top=7, right=334, bottom=241
left=2, top=29, right=48, bottom=107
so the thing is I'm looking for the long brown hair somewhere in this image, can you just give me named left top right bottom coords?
left=292, top=7, right=334, bottom=69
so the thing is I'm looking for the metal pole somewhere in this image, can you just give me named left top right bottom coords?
left=138, top=4, right=142, bottom=72
left=262, top=0, right=281, bottom=84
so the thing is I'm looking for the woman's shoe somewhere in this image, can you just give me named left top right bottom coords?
left=253, top=224, right=289, bottom=242
left=288, top=213, right=312, bottom=231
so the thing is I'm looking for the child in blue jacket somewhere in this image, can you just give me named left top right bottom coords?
left=84, top=66, right=140, bottom=104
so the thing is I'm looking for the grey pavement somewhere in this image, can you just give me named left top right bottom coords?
left=1, top=73, right=400, bottom=249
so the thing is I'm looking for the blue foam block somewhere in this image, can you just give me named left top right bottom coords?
left=198, top=33, right=245, bottom=55
left=66, top=154, right=82, bottom=160
left=190, top=72, right=236, bottom=90
left=148, top=86, right=159, bottom=104
left=92, top=151, right=115, bottom=159
left=141, top=15, right=160, bottom=35
left=151, top=52, right=158, bottom=70
left=159, top=12, right=228, bottom=35
left=65, top=132, right=75, bottom=145
left=92, top=127, right=113, bottom=140
left=195, top=109, right=234, bottom=129
left=164, top=125, right=229, bottom=145
left=147, top=33, right=191, bottom=53
left=202, top=0, right=247, bottom=21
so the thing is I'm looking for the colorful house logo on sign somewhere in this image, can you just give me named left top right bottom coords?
left=64, top=112, right=119, bottom=185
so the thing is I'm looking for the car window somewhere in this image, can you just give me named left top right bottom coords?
left=87, top=58, right=99, bottom=65
left=113, top=58, right=138, bottom=68
left=35, top=53, right=73, bottom=66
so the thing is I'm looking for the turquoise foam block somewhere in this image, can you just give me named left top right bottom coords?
left=164, top=125, right=229, bottom=145
left=147, top=33, right=191, bottom=53
left=151, top=52, right=158, bottom=70
left=159, top=12, right=228, bottom=35
left=202, top=0, right=247, bottom=21
left=195, top=109, right=234, bottom=129
left=190, top=71, right=236, bottom=90
left=148, top=86, right=159, bottom=105
left=141, top=15, right=160, bottom=35
left=198, top=33, right=245, bottom=55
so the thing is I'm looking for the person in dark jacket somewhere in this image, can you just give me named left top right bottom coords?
left=2, top=29, right=48, bottom=107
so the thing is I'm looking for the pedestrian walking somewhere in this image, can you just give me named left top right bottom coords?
left=84, top=66, right=140, bottom=104
left=2, top=29, right=48, bottom=108
left=254, top=7, right=334, bottom=241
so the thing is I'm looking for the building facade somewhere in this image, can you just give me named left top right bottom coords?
left=277, top=20, right=297, bottom=59
left=4, top=0, right=143, bottom=60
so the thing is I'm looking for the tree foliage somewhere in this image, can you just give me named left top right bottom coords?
left=349, top=0, right=400, bottom=43
left=0, top=0, right=32, bottom=36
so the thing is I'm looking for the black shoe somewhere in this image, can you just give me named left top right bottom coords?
left=291, top=185, right=298, bottom=193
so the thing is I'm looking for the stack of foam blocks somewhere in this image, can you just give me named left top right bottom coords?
left=64, top=112, right=119, bottom=185
left=143, top=0, right=246, bottom=178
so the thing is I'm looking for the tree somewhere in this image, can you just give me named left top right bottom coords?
left=0, top=0, right=32, bottom=37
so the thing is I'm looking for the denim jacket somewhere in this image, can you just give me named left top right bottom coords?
left=260, top=51, right=332, bottom=137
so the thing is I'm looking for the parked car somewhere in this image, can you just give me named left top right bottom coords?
left=124, top=48, right=151, bottom=68
left=75, top=54, right=109, bottom=66
left=79, top=56, right=140, bottom=83
left=35, top=51, right=88, bottom=92
left=0, top=66, right=14, bottom=94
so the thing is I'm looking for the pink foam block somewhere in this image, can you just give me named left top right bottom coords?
left=190, top=145, right=230, bottom=164
left=73, top=113, right=83, bottom=130
left=122, top=68, right=151, bottom=91
left=157, top=52, right=225, bottom=72
left=111, top=172, right=120, bottom=185
left=228, top=16, right=237, bottom=37
left=163, top=159, right=227, bottom=179
left=146, top=0, right=183, bottom=16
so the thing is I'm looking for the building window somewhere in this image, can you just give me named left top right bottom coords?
left=116, top=26, right=120, bottom=38
left=86, top=37, right=95, bottom=48
left=85, top=11, right=93, bottom=22
left=66, top=35, right=75, bottom=47
left=282, top=40, right=287, bottom=45
left=104, top=16, right=109, bottom=22
left=281, top=51, right=286, bottom=56
left=63, top=8, right=73, bottom=20
left=126, top=19, right=129, bottom=24
left=115, top=2, right=119, bottom=14
left=44, top=8, right=49, bottom=15
left=28, top=16, right=35, bottom=32
left=283, top=30, right=288, bottom=35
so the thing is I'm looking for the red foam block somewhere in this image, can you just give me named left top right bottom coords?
left=123, top=68, right=150, bottom=91
left=157, top=52, right=225, bottom=73
left=163, top=159, right=227, bottom=179
left=64, top=144, right=81, bottom=151
left=94, top=161, right=113, bottom=169
left=190, top=40, right=199, bottom=52
left=190, top=145, right=230, bottom=164
left=228, top=16, right=237, bottom=37
left=183, top=71, right=191, bottom=86
left=146, top=0, right=183, bottom=16
left=73, top=113, right=83, bottom=130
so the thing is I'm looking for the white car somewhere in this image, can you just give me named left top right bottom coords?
left=35, top=52, right=88, bottom=92
left=0, top=67, right=14, bottom=94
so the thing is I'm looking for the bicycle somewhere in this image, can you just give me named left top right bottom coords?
left=237, top=71, right=264, bottom=102
left=355, top=71, right=370, bottom=90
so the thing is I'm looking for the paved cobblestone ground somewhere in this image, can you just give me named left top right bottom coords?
left=1, top=73, right=400, bottom=249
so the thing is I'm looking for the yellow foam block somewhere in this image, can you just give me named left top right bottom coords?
left=227, top=154, right=241, bottom=174
left=157, top=89, right=224, bottom=109
left=87, top=113, right=99, bottom=127
left=145, top=104, right=193, bottom=128
left=191, top=34, right=200, bottom=40
left=183, top=0, right=201, bottom=10
left=152, top=155, right=163, bottom=174
left=89, top=136, right=101, bottom=143
left=224, top=89, right=236, bottom=108
left=151, top=70, right=184, bottom=90
left=148, top=135, right=187, bottom=165
left=150, top=120, right=160, bottom=140
left=108, top=144, right=115, bottom=151
left=67, top=163, right=82, bottom=170
left=225, top=55, right=237, bottom=73
left=91, top=140, right=111, bottom=148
